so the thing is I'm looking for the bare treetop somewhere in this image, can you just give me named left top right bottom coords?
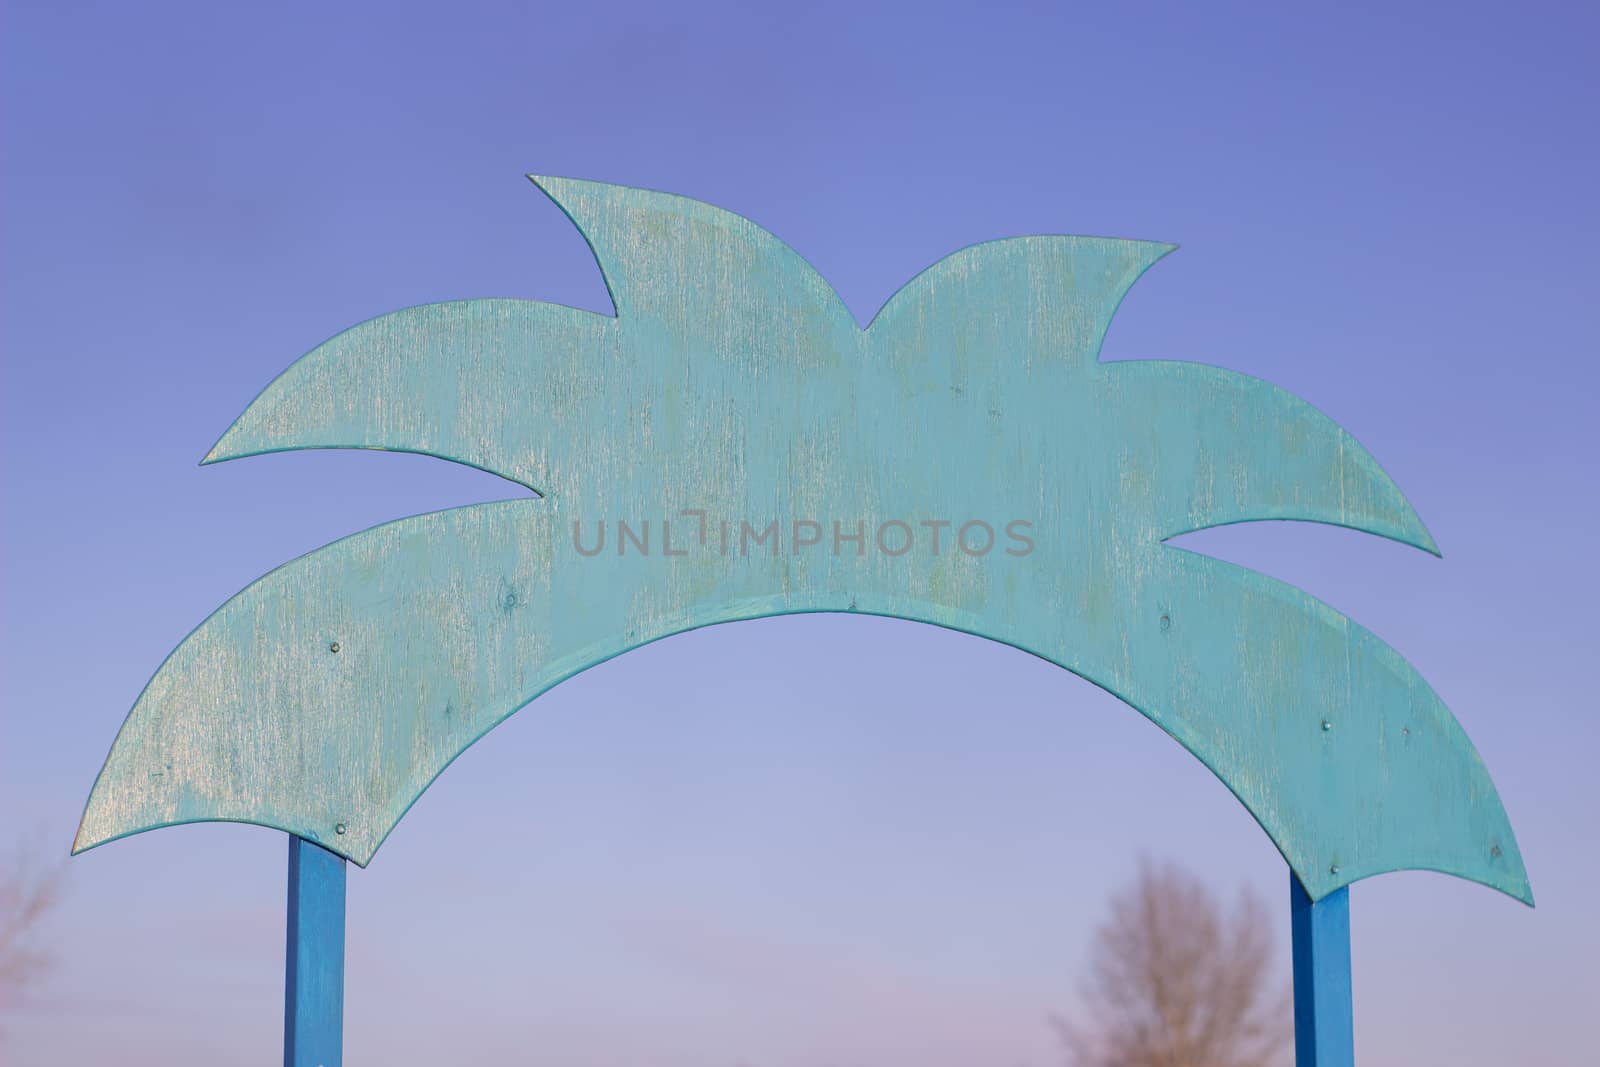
left=0, top=841, right=62, bottom=1020
left=1057, top=860, right=1290, bottom=1067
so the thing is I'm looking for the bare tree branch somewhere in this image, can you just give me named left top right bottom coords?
left=0, top=839, right=64, bottom=1018
left=1054, top=858, right=1290, bottom=1067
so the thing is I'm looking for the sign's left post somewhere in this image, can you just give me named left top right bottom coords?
left=284, top=836, right=346, bottom=1067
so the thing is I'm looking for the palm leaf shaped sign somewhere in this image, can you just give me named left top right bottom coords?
left=76, top=177, right=1528, bottom=906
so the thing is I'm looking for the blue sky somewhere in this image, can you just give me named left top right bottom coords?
left=2, top=2, right=1596, bottom=1064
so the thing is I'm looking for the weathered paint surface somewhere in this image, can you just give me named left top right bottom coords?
left=285, top=836, right=344, bottom=1067
left=74, top=178, right=1528, bottom=905
left=1291, top=875, right=1354, bottom=1066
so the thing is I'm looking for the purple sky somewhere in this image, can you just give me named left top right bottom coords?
left=3, top=2, right=1596, bottom=1064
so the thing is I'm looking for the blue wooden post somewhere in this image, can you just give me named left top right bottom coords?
left=1291, top=873, right=1353, bottom=1067
left=285, top=835, right=346, bottom=1067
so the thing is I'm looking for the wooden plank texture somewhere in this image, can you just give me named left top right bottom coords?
left=74, top=177, right=1529, bottom=905
left=285, top=836, right=345, bottom=1067
left=1291, top=874, right=1354, bottom=1067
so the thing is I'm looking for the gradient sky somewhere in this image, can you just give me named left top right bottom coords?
left=3, top=2, right=1596, bottom=1065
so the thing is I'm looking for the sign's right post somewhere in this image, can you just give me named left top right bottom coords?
left=1291, top=875, right=1354, bottom=1067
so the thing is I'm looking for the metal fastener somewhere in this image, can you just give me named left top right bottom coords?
left=329, top=641, right=341, bottom=654
left=335, top=823, right=347, bottom=835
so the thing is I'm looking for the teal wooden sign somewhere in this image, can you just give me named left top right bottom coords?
left=74, top=178, right=1530, bottom=1067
